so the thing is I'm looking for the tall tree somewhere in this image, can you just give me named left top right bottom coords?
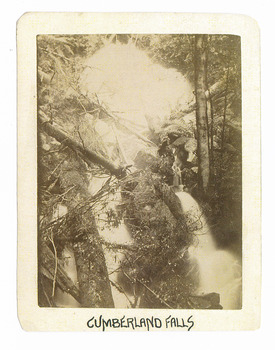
left=194, top=35, right=210, bottom=195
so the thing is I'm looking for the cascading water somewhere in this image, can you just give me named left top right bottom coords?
left=89, top=176, right=134, bottom=308
left=53, top=204, right=80, bottom=308
left=176, top=191, right=242, bottom=309
left=99, top=221, right=134, bottom=308
left=76, top=42, right=241, bottom=309
left=55, top=245, right=80, bottom=308
left=90, top=175, right=242, bottom=309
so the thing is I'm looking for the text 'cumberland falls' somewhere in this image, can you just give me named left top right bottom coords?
left=87, top=315, right=194, bottom=331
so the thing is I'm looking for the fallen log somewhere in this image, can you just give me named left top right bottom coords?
left=38, top=112, right=126, bottom=178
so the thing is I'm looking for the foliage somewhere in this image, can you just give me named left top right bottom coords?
left=137, top=34, right=242, bottom=246
left=37, top=33, right=242, bottom=308
left=119, top=171, right=195, bottom=308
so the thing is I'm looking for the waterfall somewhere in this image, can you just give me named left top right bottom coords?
left=53, top=204, right=81, bottom=308
left=92, top=180, right=242, bottom=309
left=176, top=191, right=242, bottom=309
left=89, top=176, right=135, bottom=308
left=55, top=246, right=80, bottom=308
left=99, top=222, right=134, bottom=308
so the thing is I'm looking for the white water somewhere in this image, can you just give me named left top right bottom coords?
left=99, top=221, right=134, bottom=308
left=89, top=176, right=135, bottom=308
left=90, top=176, right=242, bottom=309
left=53, top=204, right=81, bottom=308
left=176, top=191, right=242, bottom=309
left=55, top=245, right=80, bottom=308
left=53, top=42, right=241, bottom=309
left=52, top=191, right=242, bottom=309
left=52, top=193, right=133, bottom=308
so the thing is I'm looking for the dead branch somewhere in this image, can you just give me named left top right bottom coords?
left=38, top=112, right=127, bottom=178
left=48, top=233, right=58, bottom=298
left=100, top=237, right=136, bottom=252
left=109, top=279, right=135, bottom=307
left=123, top=271, right=173, bottom=309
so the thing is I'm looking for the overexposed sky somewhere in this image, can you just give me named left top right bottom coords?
left=80, top=41, right=194, bottom=128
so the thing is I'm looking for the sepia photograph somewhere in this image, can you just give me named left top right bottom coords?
left=37, top=34, right=242, bottom=310
left=17, top=12, right=260, bottom=331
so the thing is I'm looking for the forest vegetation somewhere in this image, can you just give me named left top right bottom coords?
left=37, top=34, right=242, bottom=309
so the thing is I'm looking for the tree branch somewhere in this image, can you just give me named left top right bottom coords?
left=38, top=112, right=126, bottom=178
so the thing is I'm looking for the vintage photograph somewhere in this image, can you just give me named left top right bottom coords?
left=37, top=33, right=242, bottom=310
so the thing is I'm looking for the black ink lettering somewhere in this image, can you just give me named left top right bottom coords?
left=112, top=318, right=120, bottom=328
left=175, top=318, right=184, bottom=328
left=134, top=317, right=141, bottom=328
left=127, top=318, right=134, bottom=330
left=120, top=316, right=127, bottom=328
left=146, top=317, right=154, bottom=331
left=87, top=317, right=94, bottom=328
left=94, top=315, right=102, bottom=328
left=154, top=318, right=162, bottom=328
left=102, top=318, right=112, bottom=332
left=165, top=315, right=172, bottom=328
left=171, top=317, right=176, bottom=327
left=187, top=315, right=194, bottom=331
left=140, top=318, right=146, bottom=329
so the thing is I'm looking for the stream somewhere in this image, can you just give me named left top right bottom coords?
left=53, top=42, right=242, bottom=309
left=176, top=191, right=242, bottom=309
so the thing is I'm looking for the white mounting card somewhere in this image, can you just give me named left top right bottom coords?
left=17, top=12, right=260, bottom=331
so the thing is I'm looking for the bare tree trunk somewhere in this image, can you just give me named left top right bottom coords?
left=205, top=37, right=215, bottom=184
left=208, top=96, right=215, bottom=188
left=221, top=66, right=230, bottom=152
left=194, top=35, right=210, bottom=195
left=73, top=216, right=115, bottom=308
left=209, top=98, right=214, bottom=155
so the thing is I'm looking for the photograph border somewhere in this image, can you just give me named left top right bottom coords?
left=17, top=12, right=261, bottom=331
